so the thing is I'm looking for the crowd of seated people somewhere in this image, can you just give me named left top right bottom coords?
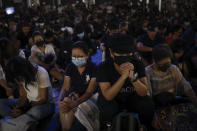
left=0, top=0, right=197, bottom=131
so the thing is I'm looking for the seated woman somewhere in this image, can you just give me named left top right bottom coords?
left=29, top=31, right=63, bottom=80
left=58, top=41, right=97, bottom=131
left=146, top=44, right=197, bottom=130
left=146, top=44, right=197, bottom=103
left=0, top=56, right=54, bottom=131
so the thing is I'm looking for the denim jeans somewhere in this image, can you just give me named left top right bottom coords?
left=0, top=99, right=54, bottom=131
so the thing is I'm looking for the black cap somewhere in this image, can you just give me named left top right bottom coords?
left=108, top=34, right=134, bottom=54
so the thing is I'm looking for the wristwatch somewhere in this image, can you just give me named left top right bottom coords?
left=131, top=72, right=138, bottom=83
left=131, top=78, right=138, bottom=83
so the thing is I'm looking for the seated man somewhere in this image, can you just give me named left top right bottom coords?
left=97, top=34, right=154, bottom=129
left=146, top=44, right=197, bottom=103
left=136, top=22, right=165, bottom=66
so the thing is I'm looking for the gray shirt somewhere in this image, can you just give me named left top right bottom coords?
left=146, top=64, right=192, bottom=96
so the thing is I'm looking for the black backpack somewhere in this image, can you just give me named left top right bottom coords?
left=112, top=112, right=140, bottom=131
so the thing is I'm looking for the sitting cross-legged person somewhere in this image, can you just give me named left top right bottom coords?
left=97, top=34, right=155, bottom=130
left=58, top=41, right=97, bottom=131
left=146, top=44, right=197, bottom=104
left=146, top=44, right=197, bottom=131
left=29, top=31, right=63, bottom=80
left=0, top=56, right=54, bottom=131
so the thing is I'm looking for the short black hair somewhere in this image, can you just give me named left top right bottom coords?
left=171, top=25, right=182, bottom=34
left=32, top=31, right=42, bottom=41
left=44, top=31, right=54, bottom=39
left=171, top=38, right=185, bottom=53
left=109, top=34, right=134, bottom=54
left=152, top=44, right=173, bottom=62
left=72, top=41, right=89, bottom=55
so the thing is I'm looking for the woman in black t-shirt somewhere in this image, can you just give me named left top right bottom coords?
left=58, top=41, right=97, bottom=131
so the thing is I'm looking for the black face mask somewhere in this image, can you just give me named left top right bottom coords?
left=114, top=56, right=135, bottom=66
left=158, top=64, right=171, bottom=72
left=36, top=41, right=45, bottom=47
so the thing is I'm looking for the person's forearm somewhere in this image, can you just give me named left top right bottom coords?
left=185, top=89, right=197, bottom=103
left=137, top=46, right=152, bottom=52
left=32, top=55, right=48, bottom=68
left=16, top=97, right=28, bottom=108
left=58, top=88, right=69, bottom=102
left=104, top=76, right=127, bottom=101
left=0, top=79, right=9, bottom=90
left=31, top=99, right=47, bottom=107
left=132, top=80, right=148, bottom=96
left=72, top=92, right=92, bottom=108
left=137, top=43, right=152, bottom=52
left=179, top=77, right=197, bottom=103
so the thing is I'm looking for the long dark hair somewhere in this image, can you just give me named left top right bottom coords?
left=5, top=56, right=38, bottom=86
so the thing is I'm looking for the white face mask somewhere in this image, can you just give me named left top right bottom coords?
left=72, top=57, right=87, bottom=67
left=66, top=27, right=74, bottom=35
left=77, top=32, right=85, bottom=39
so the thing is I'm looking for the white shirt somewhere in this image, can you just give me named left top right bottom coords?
left=31, top=44, right=56, bottom=57
left=23, top=66, right=53, bottom=103
left=30, top=44, right=56, bottom=64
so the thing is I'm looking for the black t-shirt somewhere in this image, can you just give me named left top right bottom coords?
left=138, top=32, right=165, bottom=63
left=65, top=62, right=97, bottom=96
left=17, top=31, right=32, bottom=49
left=97, top=59, right=145, bottom=106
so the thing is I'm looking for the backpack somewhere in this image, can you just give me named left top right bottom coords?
left=111, top=112, right=140, bottom=131
left=153, top=103, right=197, bottom=131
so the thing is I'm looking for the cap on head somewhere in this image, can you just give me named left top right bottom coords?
left=109, top=34, right=134, bottom=54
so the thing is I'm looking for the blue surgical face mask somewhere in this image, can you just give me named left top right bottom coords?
left=72, top=57, right=87, bottom=67
left=77, top=32, right=85, bottom=39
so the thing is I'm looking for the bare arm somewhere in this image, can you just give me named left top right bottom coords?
left=0, top=79, right=13, bottom=96
left=185, top=89, right=197, bottom=103
left=16, top=85, right=28, bottom=108
left=0, top=79, right=10, bottom=91
left=99, top=75, right=127, bottom=101
left=136, top=42, right=153, bottom=52
left=30, top=50, right=50, bottom=69
left=71, top=78, right=97, bottom=107
left=175, top=66, right=197, bottom=103
left=132, top=77, right=149, bottom=96
left=31, top=87, right=48, bottom=106
left=58, top=76, right=71, bottom=102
